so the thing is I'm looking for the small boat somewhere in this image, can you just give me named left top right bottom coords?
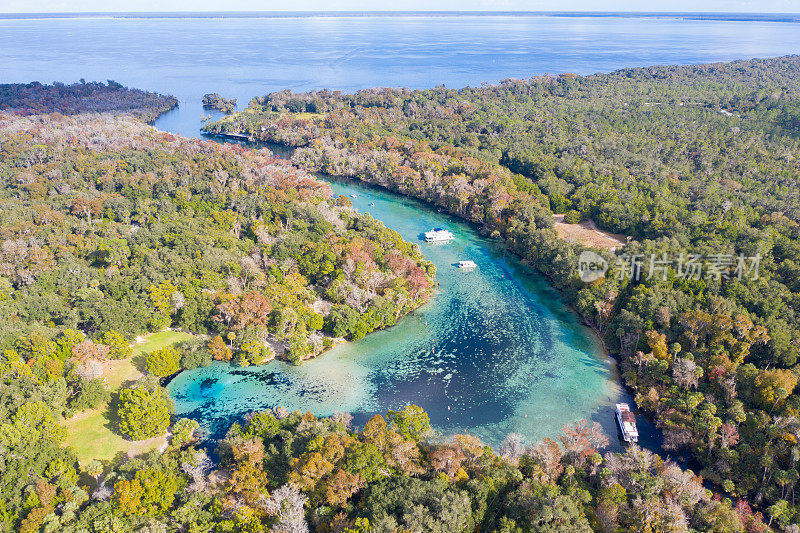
left=424, top=228, right=455, bottom=243
left=369, top=202, right=375, bottom=207
left=616, top=403, right=639, bottom=443
left=350, top=194, right=357, bottom=198
left=458, top=260, right=477, bottom=269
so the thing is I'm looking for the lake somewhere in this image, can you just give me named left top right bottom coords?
left=3, top=13, right=800, bottom=137
left=4, top=12, right=799, bottom=449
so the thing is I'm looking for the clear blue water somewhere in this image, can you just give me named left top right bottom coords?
left=4, top=13, right=798, bottom=448
left=167, top=176, right=620, bottom=446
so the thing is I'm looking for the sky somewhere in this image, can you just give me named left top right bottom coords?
left=2, top=0, right=800, bottom=14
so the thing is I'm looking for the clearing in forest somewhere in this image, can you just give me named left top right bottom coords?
left=552, top=214, right=629, bottom=251
left=64, top=330, right=197, bottom=464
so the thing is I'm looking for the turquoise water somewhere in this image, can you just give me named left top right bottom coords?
left=7, top=11, right=786, bottom=447
left=168, top=176, right=623, bottom=446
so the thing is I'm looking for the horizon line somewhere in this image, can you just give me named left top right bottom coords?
left=2, top=10, right=800, bottom=17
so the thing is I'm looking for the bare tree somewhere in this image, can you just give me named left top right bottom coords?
left=331, top=411, right=353, bottom=429
left=182, top=449, right=214, bottom=492
left=263, top=484, right=309, bottom=533
left=92, top=476, right=113, bottom=501
left=672, top=357, right=700, bottom=389
left=499, top=433, right=526, bottom=464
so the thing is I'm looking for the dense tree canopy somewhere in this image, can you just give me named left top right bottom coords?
left=0, top=101, right=434, bottom=366
left=4, top=60, right=800, bottom=530
left=210, top=55, right=800, bottom=525
left=116, top=377, right=173, bottom=440
left=0, top=80, right=177, bottom=123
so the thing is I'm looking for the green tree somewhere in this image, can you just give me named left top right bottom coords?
left=101, top=330, right=132, bottom=359
left=117, top=381, right=173, bottom=440
left=344, top=442, right=387, bottom=483
left=171, top=418, right=199, bottom=448
left=113, top=469, right=183, bottom=517
left=387, top=404, right=431, bottom=441
left=84, top=459, right=104, bottom=487
left=144, top=346, right=181, bottom=377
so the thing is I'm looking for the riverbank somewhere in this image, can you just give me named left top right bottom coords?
left=255, top=141, right=671, bottom=455
left=165, top=144, right=621, bottom=451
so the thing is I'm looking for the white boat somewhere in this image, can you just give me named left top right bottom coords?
left=369, top=202, right=375, bottom=207
left=616, top=403, right=639, bottom=443
left=424, top=228, right=455, bottom=243
left=350, top=194, right=357, bottom=198
left=458, top=260, right=477, bottom=269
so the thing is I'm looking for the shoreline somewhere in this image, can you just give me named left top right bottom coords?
left=258, top=139, right=675, bottom=456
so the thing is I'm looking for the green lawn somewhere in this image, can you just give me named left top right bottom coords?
left=133, top=330, right=197, bottom=356
left=65, top=330, right=198, bottom=464
left=130, top=330, right=197, bottom=374
left=65, top=407, right=143, bottom=464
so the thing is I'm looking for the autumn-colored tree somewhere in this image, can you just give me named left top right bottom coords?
left=70, top=196, right=103, bottom=225
left=208, top=335, right=232, bottom=361
left=289, top=451, right=337, bottom=492
left=454, top=434, right=485, bottom=469
left=644, top=330, right=669, bottom=360
left=382, top=431, right=423, bottom=475
left=113, top=469, right=183, bottom=517
left=753, top=369, right=798, bottom=411
left=228, top=462, right=270, bottom=506
left=324, top=468, right=365, bottom=508
left=71, top=339, right=110, bottom=362
left=429, top=442, right=467, bottom=478
left=231, top=437, right=265, bottom=467
left=559, top=420, right=609, bottom=463
left=523, top=438, right=564, bottom=482
left=289, top=434, right=351, bottom=491
left=215, top=291, right=273, bottom=331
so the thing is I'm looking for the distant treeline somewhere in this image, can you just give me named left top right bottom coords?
left=0, top=80, right=178, bottom=123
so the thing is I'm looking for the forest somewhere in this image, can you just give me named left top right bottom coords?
left=0, top=61, right=797, bottom=530
left=0, top=84, right=435, bottom=366
left=206, top=55, right=800, bottom=528
left=0, top=80, right=178, bottom=124
left=202, top=94, right=237, bottom=115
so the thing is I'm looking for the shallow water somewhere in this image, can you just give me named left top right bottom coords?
left=4, top=11, right=774, bottom=449
left=168, top=175, right=627, bottom=447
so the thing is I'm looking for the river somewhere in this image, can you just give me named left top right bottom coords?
left=166, top=161, right=638, bottom=448
left=163, top=129, right=667, bottom=450
left=10, top=11, right=795, bottom=451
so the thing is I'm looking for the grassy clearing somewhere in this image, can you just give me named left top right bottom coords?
left=64, top=408, right=141, bottom=464
left=102, top=358, right=142, bottom=392
left=65, top=330, right=197, bottom=464
left=131, top=330, right=197, bottom=373
left=133, top=330, right=197, bottom=356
